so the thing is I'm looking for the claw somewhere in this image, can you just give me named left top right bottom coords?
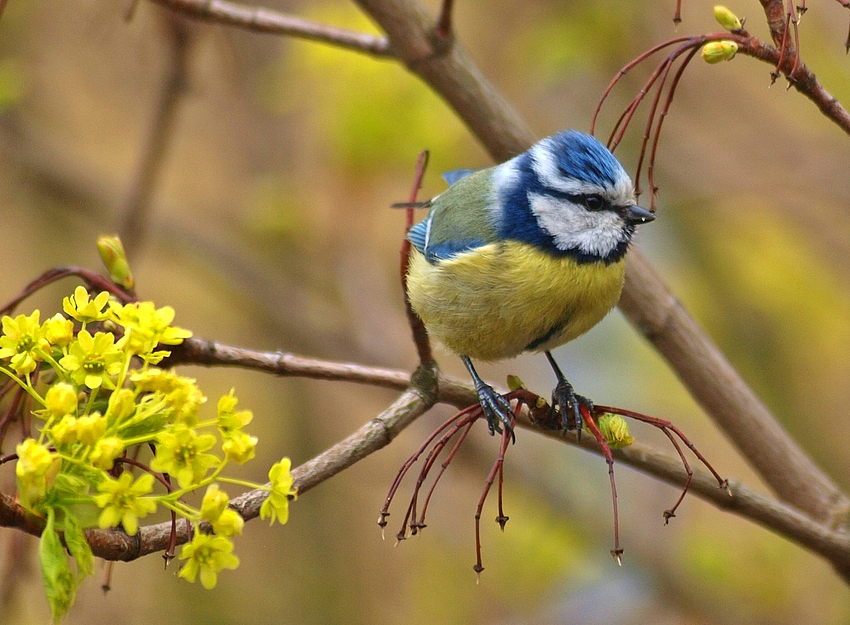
left=545, top=351, right=592, bottom=439
left=461, top=355, right=515, bottom=442
left=475, top=381, right=515, bottom=441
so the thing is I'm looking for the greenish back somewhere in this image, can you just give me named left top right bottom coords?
left=427, top=168, right=499, bottom=247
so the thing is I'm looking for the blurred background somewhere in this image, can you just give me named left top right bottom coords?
left=0, top=0, right=849, bottom=623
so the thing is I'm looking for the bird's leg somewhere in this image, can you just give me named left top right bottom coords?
left=461, top=356, right=515, bottom=442
left=545, top=351, right=591, bottom=441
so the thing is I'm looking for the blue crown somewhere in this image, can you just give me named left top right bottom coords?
left=547, top=131, right=625, bottom=189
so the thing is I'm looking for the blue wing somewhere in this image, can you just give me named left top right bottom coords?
left=407, top=166, right=494, bottom=263
left=408, top=215, right=485, bottom=262
left=408, top=217, right=430, bottom=253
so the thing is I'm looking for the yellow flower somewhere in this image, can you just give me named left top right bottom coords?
left=51, top=415, right=79, bottom=445
left=59, top=330, right=125, bottom=390
left=43, top=313, right=74, bottom=347
left=178, top=534, right=240, bottom=589
left=259, top=458, right=297, bottom=526
left=221, top=431, right=257, bottom=464
left=62, top=287, right=111, bottom=324
left=0, top=311, right=49, bottom=375
left=15, top=438, right=59, bottom=507
left=110, top=301, right=192, bottom=358
left=217, top=390, right=253, bottom=436
left=131, top=369, right=205, bottom=425
left=150, top=424, right=219, bottom=489
left=106, top=388, right=136, bottom=423
left=94, top=472, right=157, bottom=535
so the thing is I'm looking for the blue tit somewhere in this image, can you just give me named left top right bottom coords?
left=405, top=130, right=655, bottom=438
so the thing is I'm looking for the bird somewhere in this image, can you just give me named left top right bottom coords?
left=403, top=130, right=655, bottom=439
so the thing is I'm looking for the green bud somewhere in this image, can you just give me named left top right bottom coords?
left=597, top=414, right=635, bottom=449
left=97, top=235, right=134, bottom=289
left=713, top=5, right=742, bottom=31
left=701, top=40, right=738, bottom=64
left=506, top=375, right=525, bottom=392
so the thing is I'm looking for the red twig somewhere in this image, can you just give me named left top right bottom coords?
left=472, top=404, right=515, bottom=576
left=0, top=267, right=134, bottom=317
left=580, top=404, right=623, bottom=564
left=399, top=151, right=433, bottom=366
left=595, top=404, right=730, bottom=519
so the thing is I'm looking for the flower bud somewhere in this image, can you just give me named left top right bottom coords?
left=90, top=436, right=124, bottom=470
left=597, top=414, right=634, bottom=448
left=76, top=413, right=107, bottom=445
left=506, top=375, right=525, bottom=392
left=52, top=415, right=79, bottom=444
left=222, top=431, right=257, bottom=464
left=97, top=235, right=134, bottom=290
left=701, top=40, right=738, bottom=64
left=107, top=388, right=136, bottom=422
left=713, top=5, right=742, bottom=31
left=201, top=484, right=230, bottom=522
left=44, top=382, right=78, bottom=419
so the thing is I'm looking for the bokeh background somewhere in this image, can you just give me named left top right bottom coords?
left=1, top=0, right=850, bottom=623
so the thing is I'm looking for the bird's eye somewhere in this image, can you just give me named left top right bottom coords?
left=583, top=195, right=604, bottom=211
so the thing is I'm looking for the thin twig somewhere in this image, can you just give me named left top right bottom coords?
left=147, top=0, right=392, bottom=57
left=118, top=13, right=192, bottom=260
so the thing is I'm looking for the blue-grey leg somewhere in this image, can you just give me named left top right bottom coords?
left=545, top=351, right=590, bottom=441
left=461, top=355, right=515, bottom=442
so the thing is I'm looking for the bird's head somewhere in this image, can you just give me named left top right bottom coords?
left=492, top=131, right=654, bottom=263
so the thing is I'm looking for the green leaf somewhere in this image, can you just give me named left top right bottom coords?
left=62, top=511, right=94, bottom=578
left=39, top=510, right=76, bottom=623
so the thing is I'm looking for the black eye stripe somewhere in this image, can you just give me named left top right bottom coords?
left=529, top=187, right=614, bottom=212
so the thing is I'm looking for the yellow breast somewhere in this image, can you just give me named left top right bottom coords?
left=406, top=241, right=625, bottom=361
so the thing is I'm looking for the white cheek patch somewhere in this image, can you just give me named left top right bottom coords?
left=528, top=193, right=625, bottom=257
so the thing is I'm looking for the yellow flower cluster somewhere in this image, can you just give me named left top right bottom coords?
left=0, top=275, right=294, bottom=621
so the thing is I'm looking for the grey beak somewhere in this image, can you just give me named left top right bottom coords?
left=621, top=204, right=656, bottom=225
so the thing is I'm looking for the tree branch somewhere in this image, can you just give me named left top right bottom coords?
left=4, top=367, right=850, bottom=575
left=146, top=0, right=392, bottom=57
left=118, top=13, right=193, bottom=259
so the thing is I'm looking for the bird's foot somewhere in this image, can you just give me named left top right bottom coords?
left=474, top=382, right=515, bottom=442
left=550, top=379, right=592, bottom=441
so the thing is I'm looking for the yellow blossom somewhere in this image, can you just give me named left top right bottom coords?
left=62, top=287, right=110, bottom=324
left=0, top=311, right=49, bottom=375
left=94, top=472, right=157, bottom=535
left=178, top=534, right=240, bottom=589
left=221, top=431, right=257, bottom=464
left=260, top=458, right=297, bottom=526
